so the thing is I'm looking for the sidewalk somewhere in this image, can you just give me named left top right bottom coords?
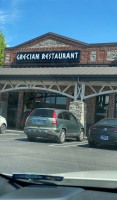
left=6, top=129, right=24, bottom=134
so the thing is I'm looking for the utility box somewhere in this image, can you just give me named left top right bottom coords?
left=69, top=101, right=87, bottom=136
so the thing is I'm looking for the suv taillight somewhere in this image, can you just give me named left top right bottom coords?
left=52, top=110, right=57, bottom=124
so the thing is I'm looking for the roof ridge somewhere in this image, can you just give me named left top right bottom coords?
left=5, top=32, right=88, bottom=49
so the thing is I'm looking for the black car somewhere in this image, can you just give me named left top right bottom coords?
left=88, top=118, right=117, bottom=147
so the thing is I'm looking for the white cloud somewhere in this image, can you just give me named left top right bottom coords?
left=0, top=0, right=21, bottom=46
left=0, top=11, right=8, bottom=24
left=6, top=44, right=11, bottom=47
left=0, top=0, right=21, bottom=25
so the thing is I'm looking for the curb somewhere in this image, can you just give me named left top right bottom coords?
left=6, top=129, right=24, bottom=133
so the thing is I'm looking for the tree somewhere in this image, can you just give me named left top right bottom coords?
left=0, top=30, right=6, bottom=67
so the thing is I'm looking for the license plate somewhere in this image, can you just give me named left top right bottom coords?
left=34, top=119, right=44, bottom=125
left=103, top=128, right=108, bottom=131
left=101, top=135, right=108, bottom=140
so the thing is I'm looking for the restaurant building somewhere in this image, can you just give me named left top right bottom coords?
left=0, top=32, right=117, bottom=130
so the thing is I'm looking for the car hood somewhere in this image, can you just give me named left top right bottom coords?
left=54, top=170, right=117, bottom=188
left=3, top=170, right=117, bottom=189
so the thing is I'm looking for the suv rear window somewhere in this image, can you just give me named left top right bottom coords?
left=30, top=109, right=54, bottom=118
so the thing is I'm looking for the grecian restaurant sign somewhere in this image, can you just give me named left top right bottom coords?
left=16, top=50, right=80, bottom=63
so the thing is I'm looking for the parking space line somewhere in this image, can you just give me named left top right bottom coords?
left=4, top=134, right=22, bottom=136
left=0, top=139, right=13, bottom=141
left=0, top=136, right=26, bottom=141
left=49, top=142, right=79, bottom=146
left=49, top=141, right=88, bottom=147
left=49, top=144, right=83, bottom=148
left=6, top=130, right=24, bottom=133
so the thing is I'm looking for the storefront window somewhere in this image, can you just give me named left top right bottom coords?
left=34, top=93, right=66, bottom=108
left=20, top=92, right=35, bottom=128
left=21, top=92, right=67, bottom=128
left=23, top=92, right=35, bottom=112
left=56, top=96, right=66, bottom=105
left=45, top=94, right=56, bottom=104
left=23, top=92, right=67, bottom=111
left=95, top=94, right=109, bottom=123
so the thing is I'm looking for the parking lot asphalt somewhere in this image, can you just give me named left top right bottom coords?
left=0, top=130, right=117, bottom=175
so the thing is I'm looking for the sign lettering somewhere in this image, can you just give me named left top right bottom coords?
left=16, top=50, right=80, bottom=63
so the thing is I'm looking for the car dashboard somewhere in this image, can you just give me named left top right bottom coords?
left=0, top=175, right=117, bottom=200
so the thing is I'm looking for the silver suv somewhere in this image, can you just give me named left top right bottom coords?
left=24, top=108, right=84, bottom=143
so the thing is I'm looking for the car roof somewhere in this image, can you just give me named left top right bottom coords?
left=95, top=118, right=117, bottom=125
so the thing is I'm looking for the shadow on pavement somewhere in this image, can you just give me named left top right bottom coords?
left=15, top=137, right=56, bottom=144
left=15, top=138, right=27, bottom=141
left=15, top=137, right=87, bottom=144
left=78, top=144, right=89, bottom=148
left=96, top=144, right=117, bottom=151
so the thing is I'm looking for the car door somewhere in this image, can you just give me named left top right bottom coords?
left=69, top=113, right=80, bottom=137
left=62, top=112, right=71, bottom=136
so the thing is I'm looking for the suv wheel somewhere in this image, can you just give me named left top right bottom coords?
left=58, top=129, right=66, bottom=144
left=0, top=124, right=6, bottom=134
left=76, top=129, right=84, bottom=142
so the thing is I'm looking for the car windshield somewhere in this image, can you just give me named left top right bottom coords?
left=1, top=0, right=117, bottom=193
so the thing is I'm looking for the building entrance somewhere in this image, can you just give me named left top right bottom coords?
left=7, top=92, right=19, bottom=128
left=20, top=92, right=67, bottom=128
left=95, top=94, right=109, bottom=122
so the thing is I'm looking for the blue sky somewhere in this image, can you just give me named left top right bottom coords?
left=0, top=0, right=117, bottom=47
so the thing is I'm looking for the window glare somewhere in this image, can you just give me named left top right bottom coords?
left=56, top=97, right=66, bottom=105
